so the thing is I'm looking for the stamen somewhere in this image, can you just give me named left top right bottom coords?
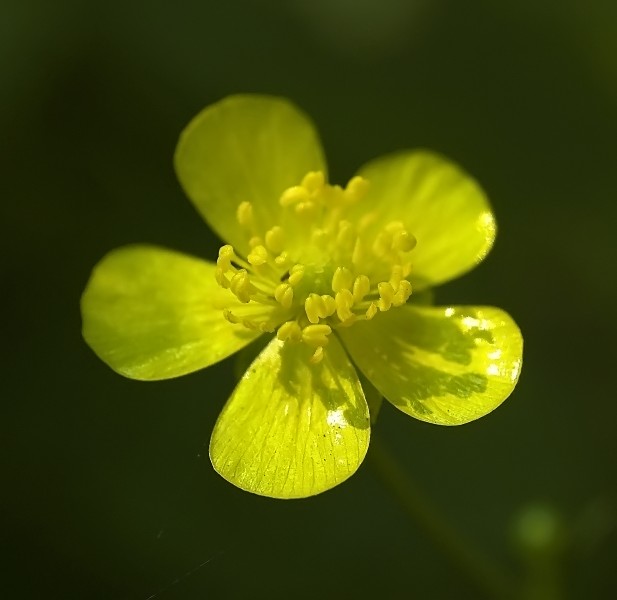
left=265, top=226, right=285, bottom=254
left=336, top=220, right=356, bottom=249
left=378, top=282, right=395, bottom=311
left=274, top=283, right=294, bottom=309
left=310, top=346, right=324, bottom=364
left=215, top=170, right=417, bottom=364
left=305, top=293, right=336, bottom=324
left=288, top=264, right=305, bottom=286
left=274, top=251, right=291, bottom=268
left=280, top=186, right=309, bottom=207
left=389, top=265, right=403, bottom=288
left=305, top=294, right=322, bottom=324
left=247, top=245, right=269, bottom=267
left=277, top=320, right=302, bottom=342
left=351, top=238, right=364, bottom=266
left=302, top=324, right=332, bottom=347
left=301, top=171, right=324, bottom=192
left=332, top=266, right=353, bottom=293
left=215, top=266, right=229, bottom=288
left=229, top=270, right=254, bottom=303
left=295, top=201, right=317, bottom=217
left=335, top=289, right=355, bottom=322
left=236, top=201, right=254, bottom=228
left=343, top=176, right=369, bottom=204
left=217, top=244, right=235, bottom=269
left=393, top=230, right=416, bottom=252
left=248, top=236, right=264, bottom=249
left=392, top=280, right=412, bottom=306
left=352, top=275, right=370, bottom=302
left=365, top=303, right=378, bottom=320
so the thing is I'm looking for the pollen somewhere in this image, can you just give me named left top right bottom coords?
left=214, top=171, right=416, bottom=363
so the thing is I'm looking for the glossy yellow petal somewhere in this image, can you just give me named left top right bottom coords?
left=352, top=151, right=495, bottom=289
left=174, top=94, right=326, bottom=255
left=210, top=336, right=370, bottom=498
left=339, top=305, right=522, bottom=425
left=81, top=245, right=261, bottom=380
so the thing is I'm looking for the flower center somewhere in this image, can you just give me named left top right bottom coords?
left=215, top=171, right=416, bottom=363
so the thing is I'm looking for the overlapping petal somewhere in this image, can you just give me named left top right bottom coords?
left=174, top=94, right=326, bottom=255
left=210, top=336, right=370, bottom=498
left=352, top=151, right=496, bottom=289
left=338, top=305, right=522, bottom=425
left=81, top=245, right=260, bottom=380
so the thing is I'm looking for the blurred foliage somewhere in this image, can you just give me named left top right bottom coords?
left=2, top=0, right=616, bottom=598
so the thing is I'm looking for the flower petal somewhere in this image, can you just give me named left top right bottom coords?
left=210, top=336, right=370, bottom=498
left=338, top=305, right=522, bottom=425
left=353, top=151, right=496, bottom=288
left=81, top=245, right=261, bottom=380
left=174, top=94, right=326, bottom=254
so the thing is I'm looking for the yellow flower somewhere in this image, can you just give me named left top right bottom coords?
left=81, top=95, right=522, bottom=499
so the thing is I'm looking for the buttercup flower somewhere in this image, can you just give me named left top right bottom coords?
left=81, top=95, right=522, bottom=499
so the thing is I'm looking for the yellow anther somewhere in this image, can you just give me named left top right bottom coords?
left=223, top=309, right=240, bottom=324
left=305, top=293, right=322, bottom=324
left=320, top=294, right=337, bottom=317
left=241, top=318, right=259, bottom=330
left=217, top=244, right=235, bottom=269
left=352, top=275, right=371, bottom=302
left=385, top=220, right=405, bottom=233
left=309, top=346, right=324, bottom=364
left=365, top=303, right=378, bottom=320
left=217, top=171, right=418, bottom=361
left=288, top=264, right=305, bottom=286
left=378, top=281, right=395, bottom=311
left=295, top=201, right=317, bottom=217
left=302, top=324, right=332, bottom=347
left=230, top=270, right=253, bottom=303
left=351, top=238, right=364, bottom=266
left=247, top=245, right=269, bottom=267
left=343, top=176, right=369, bottom=204
left=248, top=236, right=263, bottom=248
left=265, top=226, right=285, bottom=254
left=274, top=283, right=294, bottom=309
left=258, top=321, right=276, bottom=333
left=236, top=201, right=254, bottom=227
left=332, top=266, right=353, bottom=292
left=389, top=265, right=403, bottom=288
left=277, top=320, right=302, bottom=342
left=305, top=293, right=336, bottom=323
left=301, top=170, right=324, bottom=193
left=215, top=266, right=230, bottom=288
left=392, top=280, right=412, bottom=306
left=336, top=220, right=356, bottom=249
left=280, top=185, right=309, bottom=207
left=393, top=230, right=416, bottom=252
left=335, top=289, right=355, bottom=322
left=274, top=251, right=291, bottom=268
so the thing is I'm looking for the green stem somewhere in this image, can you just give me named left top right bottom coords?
left=367, top=433, right=517, bottom=600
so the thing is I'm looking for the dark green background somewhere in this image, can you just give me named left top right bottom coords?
left=4, top=1, right=616, bottom=598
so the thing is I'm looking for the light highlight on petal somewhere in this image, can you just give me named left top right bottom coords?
left=339, top=305, right=522, bottom=425
left=210, top=336, right=370, bottom=498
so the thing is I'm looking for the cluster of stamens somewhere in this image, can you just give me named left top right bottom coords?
left=215, top=171, right=416, bottom=364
